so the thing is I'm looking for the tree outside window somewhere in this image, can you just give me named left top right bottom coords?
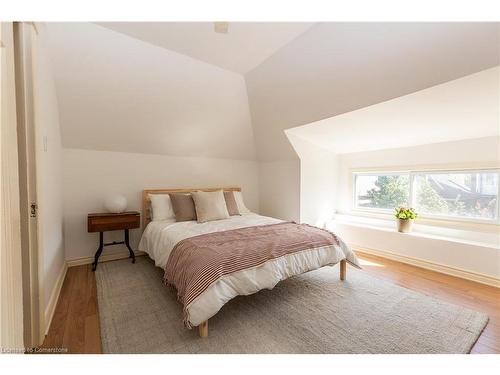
left=354, top=171, right=499, bottom=222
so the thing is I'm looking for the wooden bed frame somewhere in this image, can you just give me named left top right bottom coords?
left=142, top=187, right=347, bottom=338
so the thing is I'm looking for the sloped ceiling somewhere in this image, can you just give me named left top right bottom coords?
left=246, top=22, right=500, bottom=161
left=96, top=22, right=314, bottom=74
left=46, top=23, right=257, bottom=160
left=286, top=67, right=500, bottom=154
left=46, top=22, right=499, bottom=162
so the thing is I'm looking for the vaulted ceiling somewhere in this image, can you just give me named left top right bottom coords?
left=46, top=23, right=257, bottom=160
left=96, top=22, right=314, bottom=74
left=245, top=22, right=500, bottom=161
left=286, top=67, right=499, bottom=154
left=46, top=22, right=500, bottom=161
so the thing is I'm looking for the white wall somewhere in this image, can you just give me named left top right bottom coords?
left=31, top=24, right=65, bottom=333
left=330, top=221, right=500, bottom=282
left=258, top=160, right=300, bottom=221
left=286, top=133, right=338, bottom=226
left=299, top=153, right=338, bottom=227
left=63, top=148, right=260, bottom=262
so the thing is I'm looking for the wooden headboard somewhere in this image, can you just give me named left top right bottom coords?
left=142, top=187, right=241, bottom=228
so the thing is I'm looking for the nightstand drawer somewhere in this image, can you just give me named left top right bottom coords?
left=88, top=212, right=140, bottom=232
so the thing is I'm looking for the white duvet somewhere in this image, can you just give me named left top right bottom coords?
left=138, top=213, right=359, bottom=327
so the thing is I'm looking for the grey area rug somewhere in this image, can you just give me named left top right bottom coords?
left=95, top=257, right=488, bottom=354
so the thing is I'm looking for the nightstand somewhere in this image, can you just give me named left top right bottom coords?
left=87, top=211, right=140, bottom=271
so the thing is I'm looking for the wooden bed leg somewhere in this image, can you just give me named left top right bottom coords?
left=340, top=259, right=347, bottom=281
left=199, top=320, right=208, bottom=338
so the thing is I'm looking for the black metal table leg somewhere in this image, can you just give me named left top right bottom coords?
left=92, top=232, right=104, bottom=272
left=125, top=229, right=136, bottom=264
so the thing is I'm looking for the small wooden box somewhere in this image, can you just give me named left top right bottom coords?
left=87, top=211, right=141, bottom=233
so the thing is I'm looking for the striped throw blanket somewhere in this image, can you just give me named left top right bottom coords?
left=164, top=222, right=340, bottom=327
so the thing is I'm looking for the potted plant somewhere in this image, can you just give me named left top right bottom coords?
left=394, top=206, right=417, bottom=233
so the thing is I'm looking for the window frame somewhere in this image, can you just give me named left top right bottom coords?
left=352, top=168, right=500, bottom=225
left=352, top=171, right=410, bottom=214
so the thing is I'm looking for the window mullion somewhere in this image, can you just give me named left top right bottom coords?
left=497, top=171, right=500, bottom=222
left=409, top=172, right=415, bottom=209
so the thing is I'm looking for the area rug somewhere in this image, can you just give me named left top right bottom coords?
left=95, top=257, right=488, bottom=353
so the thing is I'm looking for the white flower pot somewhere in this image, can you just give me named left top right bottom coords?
left=397, top=219, right=413, bottom=233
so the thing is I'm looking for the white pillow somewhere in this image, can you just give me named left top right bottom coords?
left=233, top=191, right=251, bottom=214
left=149, top=194, right=175, bottom=221
left=191, top=190, right=230, bottom=223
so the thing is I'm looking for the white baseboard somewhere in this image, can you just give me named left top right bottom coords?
left=43, top=262, right=68, bottom=336
left=351, top=244, right=500, bottom=288
left=66, top=250, right=146, bottom=268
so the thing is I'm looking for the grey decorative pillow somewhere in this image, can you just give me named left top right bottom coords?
left=223, top=191, right=240, bottom=216
left=192, top=190, right=230, bottom=223
left=169, top=193, right=197, bottom=222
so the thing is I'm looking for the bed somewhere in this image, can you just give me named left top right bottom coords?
left=138, top=187, right=360, bottom=338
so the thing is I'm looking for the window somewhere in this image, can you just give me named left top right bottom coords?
left=354, top=173, right=409, bottom=210
left=413, top=171, right=499, bottom=220
left=353, top=169, right=500, bottom=223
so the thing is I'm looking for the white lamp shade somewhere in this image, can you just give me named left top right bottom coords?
left=104, top=194, right=127, bottom=213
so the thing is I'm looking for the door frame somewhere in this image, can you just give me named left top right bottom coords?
left=13, top=21, right=43, bottom=348
left=0, top=21, right=25, bottom=351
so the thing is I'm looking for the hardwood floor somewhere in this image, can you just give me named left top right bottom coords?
left=41, top=253, right=499, bottom=354
left=41, top=264, right=101, bottom=353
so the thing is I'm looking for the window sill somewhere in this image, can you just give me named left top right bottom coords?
left=345, top=209, right=499, bottom=232
left=330, top=213, right=499, bottom=250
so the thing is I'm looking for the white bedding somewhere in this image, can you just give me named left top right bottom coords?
left=138, top=213, right=359, bottom=327
left=139, top=213, right=283, bottom=268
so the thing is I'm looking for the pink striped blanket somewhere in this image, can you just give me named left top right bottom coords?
left=164, top=222, right=341, bottom=326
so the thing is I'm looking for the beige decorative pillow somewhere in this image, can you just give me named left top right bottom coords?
left=223, top=191, right=240, bottom=216
left=169, top=193, right=197, bottom=222
left=149, top=194, right=175, bottom=221
left=233, top=191, right=251, bottom=214
left=192, top=190, right=230, bottom=223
